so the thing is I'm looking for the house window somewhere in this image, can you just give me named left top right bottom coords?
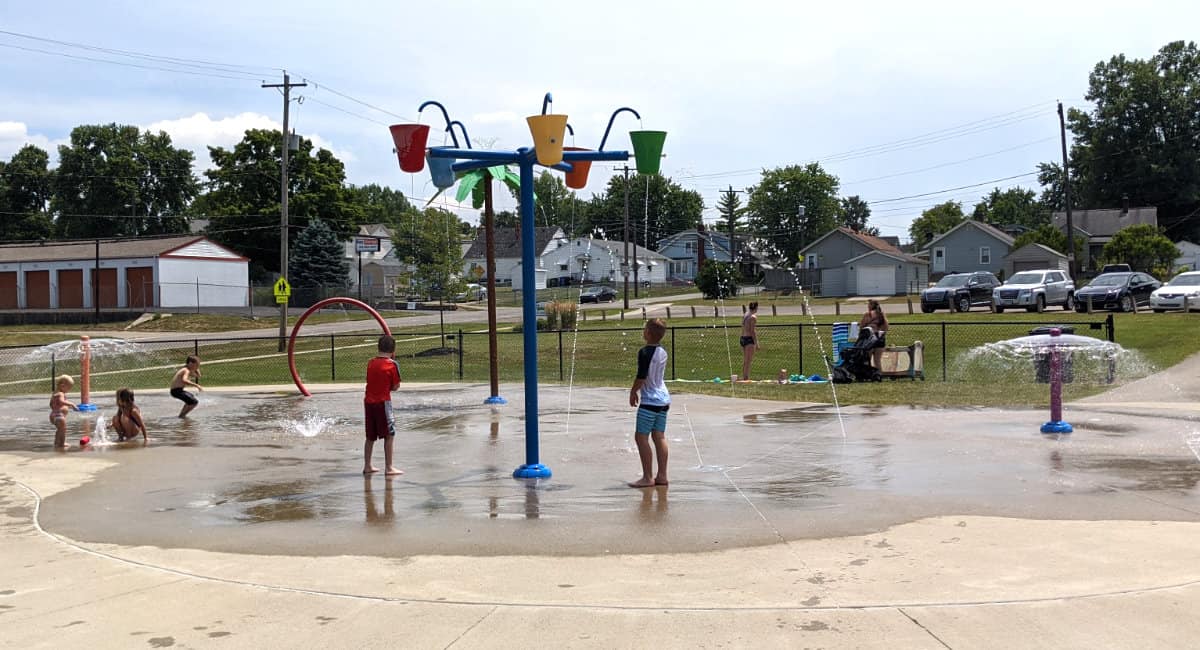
left=805, top=254, right=817, bottom=269
left=559, top=264, right=568, bottom=271
left=980, top=246, right=991, bottom=265
left=684, top=242, right=695, bottom=253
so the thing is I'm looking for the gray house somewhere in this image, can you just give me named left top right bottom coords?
left=1002, top=243, right=1069, bottom=278
left=798, top=227, right=928, bottom=297
left=918, top=219, right=1014, bottom=278
left=656, top=228, right=771, bottom=281
left=1052, top=206, right=1157, bottom=271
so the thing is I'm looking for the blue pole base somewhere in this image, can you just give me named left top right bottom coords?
left=77, top=403, right=98, bottom=412
left=513, top=463, right=552, bottom=479
left=484, top=395, right=508, bottom=405
left=1040, top=421, right=1073, bottom=434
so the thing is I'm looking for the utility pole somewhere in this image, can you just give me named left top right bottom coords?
left=619, top=164, right=632, bottom=309
left=1058, top=101, right=1075, bottom=278
left=263, top=71, right=306, bottom=351
left=721, top=185, right=747, bottom=273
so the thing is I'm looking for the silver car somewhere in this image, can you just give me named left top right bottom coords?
left=992, top=269, right=1075, bottom=312
left=1150, top=271, right=1200, bottom=312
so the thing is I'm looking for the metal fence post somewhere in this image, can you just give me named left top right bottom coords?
left=330, top=334, right=336, bottom=381
left=195, top=279, right=201, bottom=314
left=1106, top=314, right=1115, bottom=342
left=797, top=323, right=803, bottom=375
left=50, top=352, right=56, bottom=391
left=458, top=329, right=464, bottom=380
left=558, top=329, right=564, bottom=381
left=194, top=339, right=199, bottom=357
left=941, top=322, right=947, bottom=381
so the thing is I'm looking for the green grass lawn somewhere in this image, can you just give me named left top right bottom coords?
left=3, top=311, right=1197, bottom=408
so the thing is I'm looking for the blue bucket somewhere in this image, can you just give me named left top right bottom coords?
left=427, top=148, right=456, bottom=189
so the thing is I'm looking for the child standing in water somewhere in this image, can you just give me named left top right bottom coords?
left=363, top=334, right=403, bottom=476
left=111, top=388, right=148, bottom=443
left=49, top=375, right=77, bottom=449
left=170, top=355, right=203, bottom=418
left=629, top=318, right=670, bottom=488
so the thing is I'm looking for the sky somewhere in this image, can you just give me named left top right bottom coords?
left=1, top=0, right=1196, bottom=242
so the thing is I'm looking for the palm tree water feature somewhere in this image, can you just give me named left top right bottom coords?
left=390, top=92, right=667, bottom=479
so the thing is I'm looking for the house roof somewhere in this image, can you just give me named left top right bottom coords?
left=924, top=219, right=1015, bottom=250
left=357, top=223, right=392, bottom=239
left=463, top=227, right=564, bottom=259
left=799, top=226, right=906, bottom=257
left=1051, top=207, right=1157, bottom=237
left=1003, top=243, right=1067, bottom=260
left=0, top=236, right=247, bottom=263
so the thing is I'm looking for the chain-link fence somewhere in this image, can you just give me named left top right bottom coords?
left=0, top=316, right=1115, bottom=397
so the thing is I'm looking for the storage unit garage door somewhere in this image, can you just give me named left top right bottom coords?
left=857, top=265, right=895, bottom=295
left=26, top=270, right=49, bottom=308
left=0, top=272, right=16, bottom=309
left=58, top=269, right=84, bottom=308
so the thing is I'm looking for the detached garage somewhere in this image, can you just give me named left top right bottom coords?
left=844, top=250, right=928, bottom=296
left=0, top=236, right=249, bottom=311
left=1002, top=244, right=1069, bottom=279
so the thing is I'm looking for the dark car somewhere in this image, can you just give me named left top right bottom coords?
left=579, top=286, right=617, bottom=303
left=1074, top=272, right=1161, bottom=312
left=920, top=272, right=1000, bottom=313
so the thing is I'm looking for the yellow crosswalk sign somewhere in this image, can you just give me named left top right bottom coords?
left=274, top=277, right=291, bottom=303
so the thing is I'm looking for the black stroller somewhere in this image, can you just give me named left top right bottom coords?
left=832, top=327, right=882, bottom=383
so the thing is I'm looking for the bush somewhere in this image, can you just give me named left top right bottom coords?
left=695, top=261, right=740, bottom=299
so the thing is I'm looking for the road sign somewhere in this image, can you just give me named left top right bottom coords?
left=274, top=277, right=291, bottom=304
left=355, top=237, right=381, bottom=253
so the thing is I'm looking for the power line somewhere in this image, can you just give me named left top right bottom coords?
left=0, top=29, right=278, bottom=76
left=840, top=137, right=1055, bottom=186
left=0, top=42, right=262, bottom=82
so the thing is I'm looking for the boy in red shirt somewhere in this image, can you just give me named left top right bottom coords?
left=364, top=334, right=403, bottom=475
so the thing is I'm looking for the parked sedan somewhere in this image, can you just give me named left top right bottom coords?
left=1150, top=271, right=1200, bottom=312
left=921, top=272, right=1000, bottom=313
left=579, top=286, right=617, bottom=303
left=1074, top=272, right=1161, bottom=312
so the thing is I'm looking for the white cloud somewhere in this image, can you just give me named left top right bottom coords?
left=0, top=122, right=64, bottom=160
left=143, top=112, right=356, bottom=168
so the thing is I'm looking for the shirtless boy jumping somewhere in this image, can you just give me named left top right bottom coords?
left=170, top=355, right=203, bottom=418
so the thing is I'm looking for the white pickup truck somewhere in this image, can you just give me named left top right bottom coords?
left=992, top=269, right=1075, bottom=312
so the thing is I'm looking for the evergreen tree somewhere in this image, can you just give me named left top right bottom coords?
left=291, top=218, right=349, bottom=289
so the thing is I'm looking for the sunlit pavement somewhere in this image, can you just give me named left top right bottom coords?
left=3, top=355, right=1200, bottom=647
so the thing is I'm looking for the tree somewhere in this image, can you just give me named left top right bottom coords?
left=0, top=145, right=53, bottom=241
left=201, top=129, right=364, bottom=277
left=1052, top=41, right=1200, bottom=240
left=694, top=261, right=739, bottom=299
left=290, top=218, right=349, bottom=289
left=746, top=163, right=841, bottom=263
left=838, top=195, right=877, bottom=235
left=589, top=173, right=704, bottom=249
left=1011, top=223, right=1083, bottom=259
left=347, top=183, right=415, bottom=230
left=971, top=187, right=1047, bottom=230
left=53, top=124, right=198, bottom=238
left=908, top=201, right=966, bottom=250
left=1035, top=162, right=1085, bottom=213
left=1101, top=224, right=1180, bottom=277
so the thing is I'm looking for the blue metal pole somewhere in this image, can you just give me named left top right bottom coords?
left=514, top=147, right=551, bottom=479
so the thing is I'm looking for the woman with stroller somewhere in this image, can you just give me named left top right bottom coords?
left=858, top=299, right=889, bottom=369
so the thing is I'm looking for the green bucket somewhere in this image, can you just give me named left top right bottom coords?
left=630, top=130, right=667, bottom=174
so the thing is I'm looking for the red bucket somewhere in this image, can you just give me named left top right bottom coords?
left=389, top=124, right=430, bottom=173
left=563, top=147, right=593, bottom=189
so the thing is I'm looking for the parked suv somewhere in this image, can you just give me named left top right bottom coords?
left=992, top=269, right=1075, bottom=312
left=921, top=272, right=1001, bottom=313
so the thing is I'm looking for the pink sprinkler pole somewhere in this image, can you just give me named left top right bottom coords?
left=78, top=335, right=97, bottom=411
left=1040, top=328, right=1071, bottom=434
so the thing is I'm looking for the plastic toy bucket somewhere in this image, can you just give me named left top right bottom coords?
left=389, top=124, right=430, bottom=173
left=427, top=147, right=456, bottom=189
left=563, top=147, right=593, bottom=189
left=527, top=114, right=569, bottom=166
left=630, top=130, right=667, bottom=174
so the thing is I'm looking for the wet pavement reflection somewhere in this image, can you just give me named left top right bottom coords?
left=1, top=384, right=1198, bottom=557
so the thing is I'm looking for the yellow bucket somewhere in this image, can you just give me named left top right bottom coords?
left=526, top=114, right=569, bottom=166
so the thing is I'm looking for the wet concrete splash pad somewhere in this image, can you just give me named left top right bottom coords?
left=3, top=382, right=1200, bottom=557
